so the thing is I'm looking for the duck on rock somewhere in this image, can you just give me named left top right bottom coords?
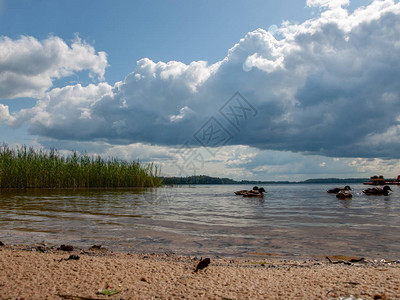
left=234, top=186, right=259, bottom=196
left=327, top=186, right=352, bottom=194
left=363, top=185, right=392, bottom=196
left=336, top=190, right=352, bottom=199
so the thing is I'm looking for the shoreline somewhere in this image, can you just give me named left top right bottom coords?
left=1, top=243, right=399, bottom=299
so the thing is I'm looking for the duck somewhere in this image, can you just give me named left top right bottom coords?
left=336, top=190, right=352, bottom=199
left=242, top=187, right=266, bottom=198
left=327, top=186, right=352, bottom=194
left=363, top=185, right=392, bottom=196
left=235, top=186, right=259, bottom=195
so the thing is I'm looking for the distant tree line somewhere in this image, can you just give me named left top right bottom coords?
left=302, top=178, right=368, bottom=184
left=161, top=175, right=368, bottom=185
left=161, top=175, right=237, bottom=185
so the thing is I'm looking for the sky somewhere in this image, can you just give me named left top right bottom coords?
left=1, top=0, right=400, bottom=181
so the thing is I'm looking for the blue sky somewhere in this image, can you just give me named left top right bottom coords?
left=0, top=0, right=311, bottom=84
left=1, top=0, right=400, bottom=181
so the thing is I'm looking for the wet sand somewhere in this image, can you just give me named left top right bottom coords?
left=0, top=243, right=399, bottom=299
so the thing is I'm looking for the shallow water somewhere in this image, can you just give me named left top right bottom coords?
left=0, top=184, right=399, bottom=259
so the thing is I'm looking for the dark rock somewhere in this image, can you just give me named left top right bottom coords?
left=0, top=241, right=4, bottom=246
left=89, top=244, right=102, bottom=250
left=59, top=244, right=74, bottom=251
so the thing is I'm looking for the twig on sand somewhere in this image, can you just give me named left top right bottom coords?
left=57, top=295, right=103, bottom=300
left=326, top=256, right=365, bottom=265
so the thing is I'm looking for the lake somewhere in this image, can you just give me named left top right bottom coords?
left=0, top=184, right=399, bottom=259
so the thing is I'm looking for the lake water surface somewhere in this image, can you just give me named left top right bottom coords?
left=1, top=184, right=399, bottom=259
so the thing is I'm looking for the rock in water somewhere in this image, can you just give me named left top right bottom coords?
left=89, top=244, right=102, bottom=250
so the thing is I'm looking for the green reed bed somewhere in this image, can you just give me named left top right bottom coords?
left=0, top=144, right=162, bottom=188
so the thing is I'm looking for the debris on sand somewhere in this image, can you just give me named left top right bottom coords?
left=194, top=257, right=211, bottom=272
left=59, top=255, right=80, bottom=262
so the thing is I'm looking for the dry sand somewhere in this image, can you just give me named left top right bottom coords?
left=0, top=243, right=399, bottom=300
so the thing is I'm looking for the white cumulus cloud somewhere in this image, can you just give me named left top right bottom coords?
left=0, top=35, right=108, bottom=99
left=0, top=103, right=10, bottom=121
left=306, top=0, right=350, bottom=9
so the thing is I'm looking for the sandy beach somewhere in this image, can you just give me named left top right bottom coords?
left=0, top=243, right=399, bottom=299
